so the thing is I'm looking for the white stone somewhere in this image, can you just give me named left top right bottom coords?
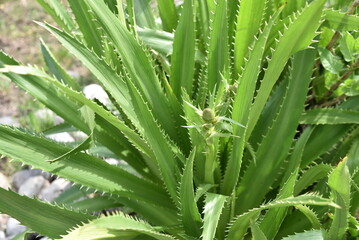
left=0, top=116, right=19, bottom=127
left=34, top=109, right=64, bottom=125
left=0, top=230, right=5, bottom=240
left=83, top=84, right=109, bottom=105
left=0, top=173, right=10, bottom=190
left=105, top=158, right=120, bottom=166
left=18, top=176, right=48, bottom=197
left=40, top=178, right=72, bottom=202
left=5, top=218, right=26, bottom=238
left=67, top=70, right=80, bottom=79
left=70, top=131, right=87, bottom=141
left=28, top=169, right=51, bottom=181
left=0, top=214, right=8, bottom=231
left=12, top=169, right=51, bottom=190
left=47, top=132, right=74, bottom=142
left=11, top=170, right=32, bottom=190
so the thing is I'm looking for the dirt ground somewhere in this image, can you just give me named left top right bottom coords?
left=0, top=0, right=51, bottom=117
left=0, top=0, right=86, bottom=117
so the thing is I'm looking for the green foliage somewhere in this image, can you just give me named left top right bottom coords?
left=0, top=0, right=358, bottom=239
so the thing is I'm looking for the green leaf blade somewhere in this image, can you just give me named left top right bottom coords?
left=207, top=0, right=229, bottom=92
left=234, top=0, right=266, bottom=74
left=328, top=158, right=351, bottom=240
left=247, top=0, right=326, bottom=136
left=62, top=214, right=175, bottom=240
left=202, top=193, right=227, bottom=240
left=300, top=108, right=359, bottom=125
left=157, top=0, right=178, bottom=32
left=180, top=149, right=203, bottom=237
left=0, top=188, right=94, bottom=239
left=0, top=125, right=171, bottom=208
left=40, top=39, right=80, bottom=91
left=236, top=49, right=316, bottom=214
left=170, top=0, right=196, bottom=98
left=221, top=7, right=282, bottom=195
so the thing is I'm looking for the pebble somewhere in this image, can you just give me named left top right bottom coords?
left=12, top=169, right=51, bottom=190
left=41, top=178, right=72, bottom=202
left=5, top=218, right=26, bottom=238
left=0, top=173, right=10, bottom=190
left=18, top=176, right=48, bottom=198
left=0, top=116, right=20, bottom=127
left=83, top=84, right=109, bottom=105
left=0, top=231, right=5, bottom=240
left=47, top=132, right=74, bottom=142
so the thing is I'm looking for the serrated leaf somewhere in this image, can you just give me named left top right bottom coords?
left=0, top=64, right=153, bottom=163
left=295, top=205, right=321, bottom=229
left=170, top=0, right=196, bottom=98
left=116, top=197, right=180, bottom=227
left=236, top=49, right=317, bottom=213
left=39, top=22, right=139, bottom=128
left=249, top=76, right=288, bottom=150
left=324, top=9, right=359, bottom=31
left=328, top=158, right=351, bottom=240
left=62, top=214, right=175, bottom=240
left=221, top=6, right=282, bottom=195
left=228, top=194, right=338, bottom=239
left=260, top=168, right=299, bottom=239
left=207, top=0, right=229, bottom=92
left=0, top=125, right=171, bottom=208
left=180, top=148, right=202, bottom=237
left=40, top=39, right=80, bottom=91
left=202, top=193, right=227, bottom=240
left=0, top=188, right=94, bottom=239
left=136, top=28, right=205, bottom=62
left=300, top=108, right=359, bottom=125
left=251, top=221, right=268, bottom=240
left=85, top=0, right=182, bottom=144
left=55, top=185, right=92, bottom=205
left=347, top=138, right=359, bottom=174
left=134, top=0, right=156, bottom=29
left=301, top=96, right=359, bottom=167
left=36, top=0, right=76, bottom=33
left=247, top=0, right=326, bottom=136
left=125, top=76, right=181, bottom=205
left=157, top=0, right=178, bottom=32
left=282, top=127, right=314, bottom=183
left=67, top=196, right=120, bottom=213
left=281, top=229, right=324, bottom=240
left=137, top=28, right=174, bottom=55
left=234, top=0, right=266, bottom=74
left=67, top=0, right=103, bottom=56
left=294, top=164, right=333, bottom=195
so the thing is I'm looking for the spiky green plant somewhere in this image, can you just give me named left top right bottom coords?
left=0, top=0, right=359, bottom=239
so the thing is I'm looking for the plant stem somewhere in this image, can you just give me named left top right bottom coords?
left=308, top=0, right=359, bottom=104
left=318, top=58, right=359, bottom=105
left=326, top=0, right=359, bottom=50
left=204, top=142, right=216, bottom=184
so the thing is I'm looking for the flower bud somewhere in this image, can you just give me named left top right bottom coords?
left=202, top=108, right=216, bottom=123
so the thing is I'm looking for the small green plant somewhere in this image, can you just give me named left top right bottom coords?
left=0, top=0, right=358, bottom=239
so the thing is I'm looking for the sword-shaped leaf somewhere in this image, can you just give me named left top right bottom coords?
left=0, top=188, right=94, bottom=239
